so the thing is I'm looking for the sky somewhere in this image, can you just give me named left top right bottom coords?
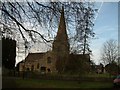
left=91, top=2, right=118, bottom=64
left=15, top=2, right=118, bottom=65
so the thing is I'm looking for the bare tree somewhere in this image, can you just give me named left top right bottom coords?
left=101, top=39, right=118, bottom=65
left=0, top=1, right=96, bottom=54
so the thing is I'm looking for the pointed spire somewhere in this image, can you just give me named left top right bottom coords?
left=55, top=6, right=68, bottom=41
left=53, top=6, right=69, bottom=73
left=53, top=6, right=69, bottom=52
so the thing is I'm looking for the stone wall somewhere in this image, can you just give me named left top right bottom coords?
left=19, top=51, right=57, bottom=73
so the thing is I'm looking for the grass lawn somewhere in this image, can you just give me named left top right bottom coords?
left=2, top=76, right=113, bottom=88
left=84, top=73, right=112, bottom=78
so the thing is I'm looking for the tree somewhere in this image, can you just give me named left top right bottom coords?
left=1, top=1, right=96, bottom=55
left=101, top=39, right=118, bottom=65
left=2, top=37, right=16, bottom=69
left=105, top=61, right=119, bottom=76
left=65, top=54, right=91, bottom=75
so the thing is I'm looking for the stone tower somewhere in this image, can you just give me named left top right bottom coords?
left=53, top=7, right=69, bottom=73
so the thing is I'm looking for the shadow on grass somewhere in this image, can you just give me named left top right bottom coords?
left=2, top=76, right=120, bottom=90
left=2, top=77, right=18, bottom=88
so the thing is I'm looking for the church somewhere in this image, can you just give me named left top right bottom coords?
left=19, top=7, right=90, bottom=74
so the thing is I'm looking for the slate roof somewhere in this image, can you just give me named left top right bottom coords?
left=69, top=53, right=90, bottom=58
left=25, top=53, right=46, bottom=62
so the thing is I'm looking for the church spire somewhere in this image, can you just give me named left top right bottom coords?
left=53, top=6, right=69, bottom=73
left=53, top=6, right=69, bottom=52
left=55, top=6, right=68, bottom=41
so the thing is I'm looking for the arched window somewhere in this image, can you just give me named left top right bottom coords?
left=47, top=68, right=51, bottom=72
left=31, top=65, right=34, bottom=71
left=47, top=57, right=51, bottom=63
left=22, top=65, right=25, bottom=70
left=37, top=63, right=39, bottom=69
left=27, top=68, right=30, bottom=71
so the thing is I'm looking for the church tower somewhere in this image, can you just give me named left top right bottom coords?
left=53, top=7, right=69, bottom=73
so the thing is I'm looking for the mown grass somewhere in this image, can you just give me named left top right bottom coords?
left=84, top=73, right=112, bottom=78
left=3, top=76, right=113, bottom=88
left=49, top=73, right=112, bottom=78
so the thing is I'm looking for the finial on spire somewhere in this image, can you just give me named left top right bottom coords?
left=61, top=5, right=64, bottom=13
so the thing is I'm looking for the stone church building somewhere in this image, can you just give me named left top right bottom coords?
left=19, top=8, right=90, bottom=73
